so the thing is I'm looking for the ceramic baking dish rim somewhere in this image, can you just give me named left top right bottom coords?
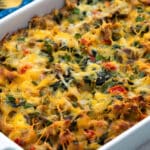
left=0, top=0, right=150, bottom=150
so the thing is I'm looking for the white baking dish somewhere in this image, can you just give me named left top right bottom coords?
left=0, top=0, right=150, bottom=149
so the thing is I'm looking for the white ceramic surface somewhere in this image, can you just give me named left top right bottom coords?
left=0, top=133, right=23, bottom=150
left=0, top=0, right=150, bottom=149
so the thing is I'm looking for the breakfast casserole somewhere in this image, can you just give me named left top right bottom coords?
left=0, top=0, right=150, bottom=149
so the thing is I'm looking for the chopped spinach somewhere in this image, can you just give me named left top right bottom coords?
left=80, top=57, right=89, bottom=70
left=6, top=95, right=26, bottom=107
left=50, top=81, right=68, bottom=91
left=68, top=16, right=74, bottom=23
left=96, top=70, right=112, bottom=86
left=6, top=95, right=16, bottom=106
left=98, top=132, right=108, bottom=145
left=84, top=76, right=92, bottom=85
left=43, top=39, right=55, bottom=62
left=17, top=37, right=25, bottom=42
left=72, top=8, right=80, bottom=15
left=87, top=0, right=93, bottom=4
left=32, top=81, right=38, bottom=86
left=91, top=50, right=97, bottom=57
left=138, top=71, right=146, bottom=78
left=50, top=81, right=60, bottom=91
left=113, top=95, right=123, bottom=100
left=74, top=53, right=83, bottom=63
left=72, top=101, right=78, bottom=107
left=48, top=56, right=54, bottom=62
left=61, top=55, right=71, bottom=62
left=74, top=33, right=82, bottom=39
left=36, top=39, right=44, bottom=42
left=145, top=53, right=150, bottom=59
left=129, top=75, right=136, bottom=80
left=96, top=54, right=106, bottom=61
left=112, top=44, right=121, bottom=50
left=45, top=120, right=53, bottom=126
left=53, top=12, right=63, bottom=24
left=28, top=112, right=40, bottom=119
left=136, top=7, right=144, bottom=13
left=24, top=103, right=34, bottom=109
left=132, top=41, right=142, bottom=48
left=93, top=19, right=102, bottom=28
left=44, top=39, right=53, bottom=54
left=100, top=80, right=118, bottom=93
left=82, top=11, right=87, bottom=17
left=136, top=16, right=145, bottom=22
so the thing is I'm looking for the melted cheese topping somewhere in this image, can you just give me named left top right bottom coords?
left=0, top=0, right=150, bottom=150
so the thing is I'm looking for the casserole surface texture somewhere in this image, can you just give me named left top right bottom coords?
left=0, top=0, right=150, bottom=149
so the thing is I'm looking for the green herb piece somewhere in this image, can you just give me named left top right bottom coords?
left=96, top=54, right=106, bottom=61
left=44, top=39, right=53, bottom=54
left=133, top=41, right=140, bottom=47
left=93, top=20, right=102, bottom=28
left=98, top=132, right=108, bottom=145
left=72, top=101, right=78, bottom=107
left=78, top=11, right=87, bottom=20
left=137, top=7, right=144, bottom=13
left=113, top=95, right=123, bottom=100
left=50, top=81, right=68, bottom=91
left=68, top=17, right=74, bottom=23
left=79, top=14, right=85, bottom=20
left=74, top=33, right=82, bottom=39
left=141, top=25, right=149, bottom=34
left=62, top=55, right=71, bottom=62
left=24, top=103, right=34, bottom=109
left=129, top=75, right=135, bottom=80
left=72, top=8, right=80, bottom=15
left=136, top=16, right=145, bottom=22
left=140, top=91, right=147, bottom=96
left=50, top=81, right=60, bottom=91
left=132, top=41, right=142, bottom=48
left=32, top=81, right=38, bottom=86
left=96, top=70, right=112, bottom=86
left=6, top=95, right=26, bottom=107
left=87, top=0, right=93, bottom=4
left=48, top=56, right=54, bottom=62
left=112, top=44, right=121, bottom=50
left=45, top=120, right=52, bottom=126
left=145, top=53, right=150, bottom=59
left=74, top=53, right=83, bottom=63
left=83, top=76, right=91, bottom=85
left=17, top=37, right=25, bottom=41
left=101, top=80, right=117, bottom=93
left=6, top=95, right=16, bottom=107
left=82, top=11, right=87, bottom=17
left=133, top=66, right=139, bottom=74
left=28, top=112, right=40, bottom=118
left=80, top=57, right=89, bottom=70
left=139, top=72, right=146, bottom=78
left=36, top=39, right=44, bottom=42
left=135, top=24, right=142, bottom=33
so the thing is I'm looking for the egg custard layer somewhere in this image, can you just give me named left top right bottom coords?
left=0, top=0, right=150, bottom=150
